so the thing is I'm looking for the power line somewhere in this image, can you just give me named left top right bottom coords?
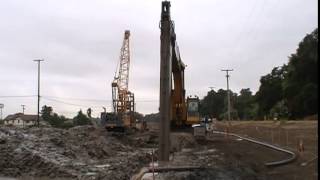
left=0, top=95, right=36, bottom=98
left=42, top=95, right=111, bottom=102
left=0, top=95, right=158, bottom=102
left=42, top=97, right=102, bottom=108
left=42, top=95, right=158, bottom=102
left=227, top=0, right=259, bottom=59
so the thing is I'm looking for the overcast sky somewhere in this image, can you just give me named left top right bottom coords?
left=0, top=0, right=318, bottom=118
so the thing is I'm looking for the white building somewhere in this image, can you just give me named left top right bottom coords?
left=4, top=113, right=39, bottom=127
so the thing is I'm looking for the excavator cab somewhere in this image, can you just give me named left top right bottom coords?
left=186, top=96, right=200, bottom=126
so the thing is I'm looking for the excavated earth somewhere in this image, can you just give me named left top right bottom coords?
left=0, top=126, right=156, bottom=180
left=1, top=122, right=315, bottom=180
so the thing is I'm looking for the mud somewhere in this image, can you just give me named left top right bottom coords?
left=1, top=121, right=316, bottom=180
left=0, top=126, right=151, bottom=179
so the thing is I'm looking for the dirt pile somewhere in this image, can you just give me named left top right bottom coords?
left=0, top=126, right=151, bottom=179
left=170, top=132, right=197, bottom=152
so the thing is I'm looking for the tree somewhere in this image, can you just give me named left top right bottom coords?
left=269, top=100, right=289, bottom=120
left=41, top=105, right=73, bottom=128
left=234, top=88, right=255, bottom=120
left=41, top=105, right=53, bottom=122
left=73, top=110, right=91, bottom=126
left=255, top=66, right=287, bottom=119
left=200, top=89, right=228, bottom=120
left=283, top=28, right=318, bottom=119
left=254, top=28, right=318, bottom=119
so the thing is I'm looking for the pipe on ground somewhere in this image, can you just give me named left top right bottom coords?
left=211, top=130, right=297, bottom=166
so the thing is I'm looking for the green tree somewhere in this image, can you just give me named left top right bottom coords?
left=234, top=88, right=255, bottom=120
left=200, top=89, right=228, bottom=120
left=41, top=105, right=53, bottom=122
left=73, top=110, right=91, bottom=126
left=41, top=105, right=73, bottom=128
left=283, top=28, right=318, bottom=119
left=269, top=100, right=289, bottom=120
left=255, top=66, right=287, bottom=119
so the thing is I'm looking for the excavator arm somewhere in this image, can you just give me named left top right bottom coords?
left=171, top=34, right=187, bottom=126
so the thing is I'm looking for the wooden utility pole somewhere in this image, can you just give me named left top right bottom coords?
left=0, top=104, right=3, bottom=120
left=34, top=59, right=44, bottom=127
left=21, top=105, right=26, bottom=114
left=221, top=69, right=233, bottom=123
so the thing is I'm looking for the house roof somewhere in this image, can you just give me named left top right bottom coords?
left=4, top=113, right=41, bottom=121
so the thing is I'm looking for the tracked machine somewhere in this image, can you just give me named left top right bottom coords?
left=160, top=1, right=201, bottom=128
left=101, top=30, right=135, bottom=132
left=159, top=1, right=203, bottom=161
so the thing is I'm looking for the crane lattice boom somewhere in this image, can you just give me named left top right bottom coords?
left=112, top=30, right=135, bottom=126
left=117, top=30, right=130, bottom=91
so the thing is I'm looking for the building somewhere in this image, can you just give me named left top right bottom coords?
left=4, top=113, right=40, bottom=127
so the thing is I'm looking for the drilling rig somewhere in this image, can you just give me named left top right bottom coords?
left=159, top=1, right=202, bottom=161
left=159, top=1, right=200, bottom=128
left=101, top=30, right=135, bottom=132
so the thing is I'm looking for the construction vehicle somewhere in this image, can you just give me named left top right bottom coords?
left=101, top=30, right=135, bottom=132
left=186, top=96, right=200, bottom=126
left=160, top=1, right=201, bottom=128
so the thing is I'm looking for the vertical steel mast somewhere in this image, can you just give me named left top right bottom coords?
left=159, top=1, right=172, bottom=162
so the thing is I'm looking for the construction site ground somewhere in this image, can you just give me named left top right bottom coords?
left=141, top=120, right=318, bottom=180
left=0, top=120, right=318, bottom=180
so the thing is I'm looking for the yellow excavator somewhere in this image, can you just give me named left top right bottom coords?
left=161, top=1, right=201, bottom=128
left=159, top=1, right=203, bottom=161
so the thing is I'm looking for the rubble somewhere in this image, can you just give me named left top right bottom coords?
left=0, top=126, right=151, bottom=179
left=1, top=122, right=309, bottom=180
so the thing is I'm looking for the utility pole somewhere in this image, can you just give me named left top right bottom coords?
left=34, top=59, right=44, bottom=127
left=221, top=69, right=233, bottom=123
left=21, top=105, right=26, bottom=114
left=0, top=103, right=3, bottom=120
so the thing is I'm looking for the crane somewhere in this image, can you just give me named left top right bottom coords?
left=101, top=30, right=135, bottom=131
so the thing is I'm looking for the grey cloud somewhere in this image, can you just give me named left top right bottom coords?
left=0, top=0, right=317, bottom=117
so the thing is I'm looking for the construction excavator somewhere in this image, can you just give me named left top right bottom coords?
left=159, top=1, right=203, bottom=161
left=101, top=30, right=135, bottom=132
left=160, top=1, right=201, bottom=128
